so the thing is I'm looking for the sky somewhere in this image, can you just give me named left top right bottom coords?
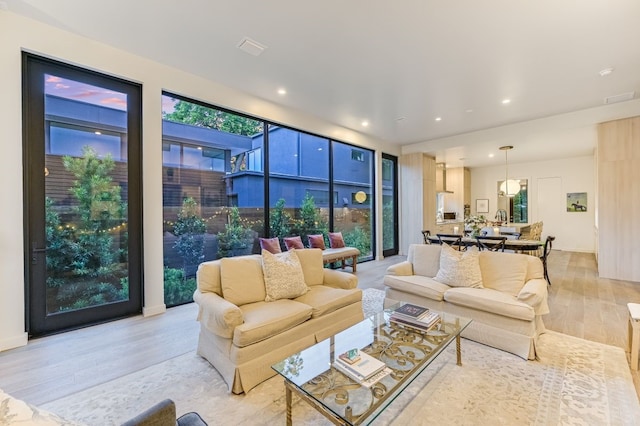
left=45, top=74, right=127, bottom=111
left=44, top=74, right=181, bottom=116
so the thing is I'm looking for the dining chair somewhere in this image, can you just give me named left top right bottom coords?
left=475, top=235, right=507, bottom=252
left=540, top=235, right=556, bottom=285
left=422, top=230, right=431, bottom=244
left=436, top=233, right=464, bottom=250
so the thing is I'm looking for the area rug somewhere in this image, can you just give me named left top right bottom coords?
left=42, top=289, right=640, bottom=425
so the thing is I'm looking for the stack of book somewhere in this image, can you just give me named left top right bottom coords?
left=333, top=349, right=387, bottom=385
left=389, top=303, right=441, bottom=331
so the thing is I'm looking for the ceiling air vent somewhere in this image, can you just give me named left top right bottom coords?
left=237, top=37, right=267, bottom=56
left=604, top=91, right=635, bottom=105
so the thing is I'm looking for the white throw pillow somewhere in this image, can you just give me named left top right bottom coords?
left=262, top=249, right=309, bottom=301
left=434, top=244, right=483, bottom=288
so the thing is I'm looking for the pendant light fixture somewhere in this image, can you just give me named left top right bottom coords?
left=499, top=145, right=520, bottom=197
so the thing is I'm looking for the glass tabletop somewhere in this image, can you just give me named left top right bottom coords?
left=272, top=302, right=472, bottom=425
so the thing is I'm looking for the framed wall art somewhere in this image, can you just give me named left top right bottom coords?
left=566, top=192, right=587, bottom=212
left=476, top=199, right=489, bottom=213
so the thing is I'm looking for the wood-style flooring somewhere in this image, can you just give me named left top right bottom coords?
left=0, top=249, right=639, bottom=406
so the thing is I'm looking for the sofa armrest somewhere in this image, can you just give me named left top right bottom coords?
left=385, top=261, right=414, bottom=276
left=193, top=289, right=244, bottom=338
left=517, top=278, right=550, bottom=315
left=322, top=269, right=359, bottom=289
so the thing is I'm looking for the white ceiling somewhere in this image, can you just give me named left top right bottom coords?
left=4, top=0, right=640, bottom=167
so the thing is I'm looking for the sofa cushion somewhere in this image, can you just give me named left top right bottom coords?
left=434, top=244, right=483, bottom=288
left=308, top=234, right=326, bottom=249
left=383, top=275, right=451, bottom=302
left=220, top=256, right=266, bottom=306
left=328, top=232, right=346, bottom=248
left=480, top=251, right=528, bottom=297
left=293, top=248, right=325, bottom=286
left=294, top=285, right=362, bottom=318
left=444, top=287, right=535, bottom=321
left=233, top=299, right=312, bottom=347
left=259, top=237, right=281, bottom=254
left=283, top=236, right=304, bottom=250
left=262, top=249, right=308, bottom=301
left=408, top=244, right=442, bottom=277
left=197, top=259, right=223, bottom=296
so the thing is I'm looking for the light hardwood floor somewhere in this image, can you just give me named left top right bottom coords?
left=1, top=249, right=639, bottom=406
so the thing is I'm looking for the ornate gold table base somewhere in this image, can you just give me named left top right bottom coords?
left=284, top=333, right=464, bottom=425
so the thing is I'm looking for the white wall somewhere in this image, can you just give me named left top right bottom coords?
left=0, top=10, right=399, bottom=351
left=470, top=155, right=596, bottom=252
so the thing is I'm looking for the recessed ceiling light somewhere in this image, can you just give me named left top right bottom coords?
left=435, top=117, right=442, bottom=122
left=361, top=121, right=369, bottom=127
left=488, top=153, right=495, bottom=158
left=599, top=67, right=614, bottom=77
left=277, top=88, right=287, bottom=95
left=94, top=131, right=101, bottom=135
left=501, top=99, right=511, bottom=105
left=465, top=109, right=473, bottom=113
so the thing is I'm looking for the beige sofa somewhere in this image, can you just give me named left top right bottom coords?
left=384, top=244, right=549, bottom=360
left=194, top=248, right=363, bottom=394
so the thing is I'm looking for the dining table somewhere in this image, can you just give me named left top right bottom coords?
left=426, top=235, right=544, bottom=252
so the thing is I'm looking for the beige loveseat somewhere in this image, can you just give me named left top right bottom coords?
left=384, top=244, right=549, bottom=360
left=194, top=248, right=363, bottom=394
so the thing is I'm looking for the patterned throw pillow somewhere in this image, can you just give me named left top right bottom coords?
left=308, top=234, right=326, bottom=250
left=262, top=249, right=308, bottom=301
left=283, top=236, right=304, bottom=250
left=328, top=232, right=346, bottom=248
left=434, top=244, right=483, bottom=288
left=259, top=237, right=281, bottom=254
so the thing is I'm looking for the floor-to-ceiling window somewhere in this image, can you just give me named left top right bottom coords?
left=160, top=92, right=383, bottom=305
left=382, top=153, right=399, bottom=257
left=331, top=142, right=375, bottom=261
left=267, top=126, right=330, bottom=247
left=161, top=94, right=264, bottom=306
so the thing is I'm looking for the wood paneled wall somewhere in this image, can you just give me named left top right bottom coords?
left=597, top=116, right=640, bottom=281
left=400, top=153, right=435, bottom=254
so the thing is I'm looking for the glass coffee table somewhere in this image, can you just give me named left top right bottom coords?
left=272, top=302, right=472, bottom=425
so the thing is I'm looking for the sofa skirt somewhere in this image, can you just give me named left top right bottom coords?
left=197, top=301, right=364, bottom=394
left=385, top=288, right=545, bottom=360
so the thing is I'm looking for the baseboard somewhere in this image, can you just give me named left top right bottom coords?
left=0, top=332, right=28, bottom=352
left=142, top=304, right=166, bottom=317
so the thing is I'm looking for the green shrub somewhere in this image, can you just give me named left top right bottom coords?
left=173, top=197, right=207, bottom=268
left=217, top=207, right=254, bottom=258
left=163, top=267, right=197, bottom=306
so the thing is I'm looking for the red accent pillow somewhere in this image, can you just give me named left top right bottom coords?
left=329, top=232, right=346, bottom=248
left=259, top=237, right=281, bottom=254
left=308, top=234, right=326, bottom=250
left=283, top=236, right=304, bottom=250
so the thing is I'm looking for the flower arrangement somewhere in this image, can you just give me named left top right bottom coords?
left=464, top=215, right=487, bottom=236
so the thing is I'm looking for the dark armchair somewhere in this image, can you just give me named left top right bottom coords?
left=121, top=399, right=207, bottom=426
